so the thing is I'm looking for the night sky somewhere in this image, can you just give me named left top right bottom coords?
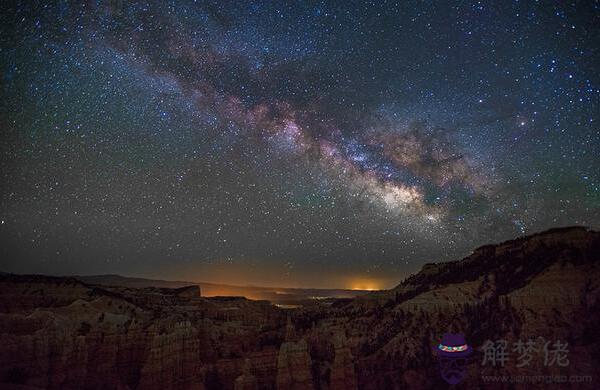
left=1, top=1, right=599, bottom=289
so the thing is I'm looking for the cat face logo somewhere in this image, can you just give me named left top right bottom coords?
left=433, top=333, right=473, bottom=384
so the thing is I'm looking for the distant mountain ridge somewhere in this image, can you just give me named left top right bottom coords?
left=73, top=273, right=372, bottom=305
left=74, top=274, right=200, bottom=289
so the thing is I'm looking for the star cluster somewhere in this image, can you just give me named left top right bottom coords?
left=1, top=1, right=598, bottom=288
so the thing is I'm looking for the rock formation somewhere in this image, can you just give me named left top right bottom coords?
left=234, top=359, right=258, bottom=390
left=330, top=331, right=357, bottom=390
left=276, top=316, right=314, bottom=390
left=0, top=227, right=598, bottom=389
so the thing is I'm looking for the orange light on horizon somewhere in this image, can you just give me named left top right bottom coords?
left=349, top=279, right=382, bottom=291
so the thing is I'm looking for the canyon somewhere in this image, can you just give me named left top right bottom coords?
left=1, top=226, right=599, bottom=389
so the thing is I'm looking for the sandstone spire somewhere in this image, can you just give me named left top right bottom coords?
left=276, top=316, right=314, bottom=390
left=234, top=359, right=258, bottom=390
left=330, top=331, right=357, bottom=390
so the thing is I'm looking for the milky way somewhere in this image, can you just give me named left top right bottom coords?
left=1, top=1, right=599, bottom=288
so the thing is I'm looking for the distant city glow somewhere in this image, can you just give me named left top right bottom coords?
left=349, top=280, right=383, bottom=291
